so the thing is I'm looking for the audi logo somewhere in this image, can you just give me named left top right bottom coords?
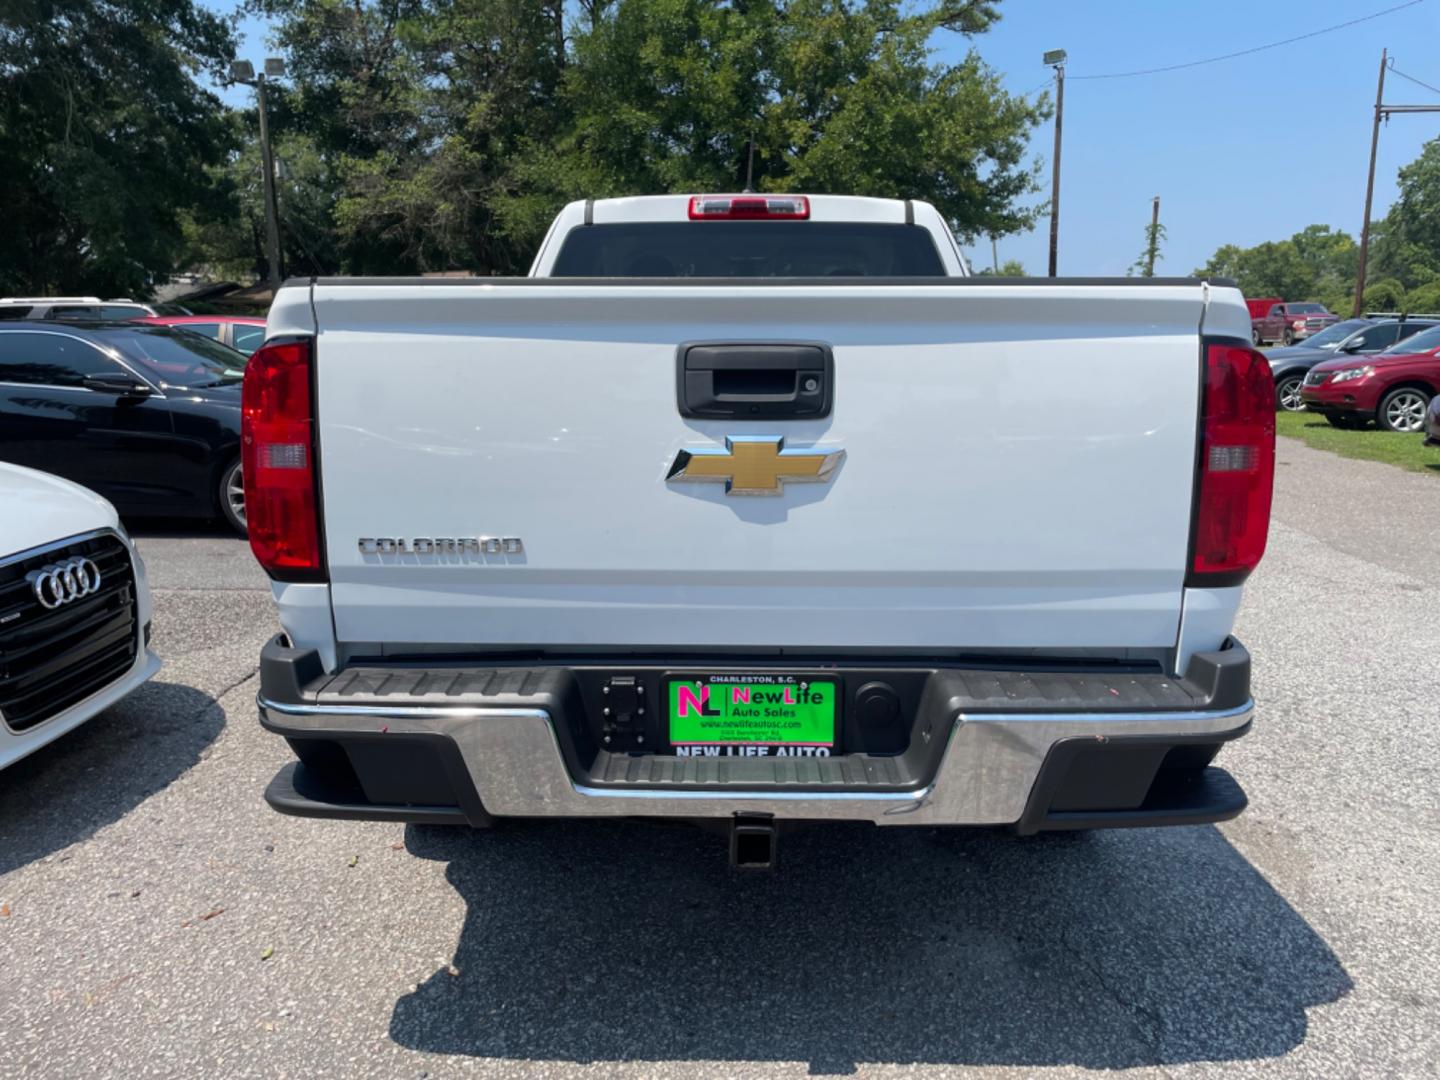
left=28, top=557, right=103, bottom=609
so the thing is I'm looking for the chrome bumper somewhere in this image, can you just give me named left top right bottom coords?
left=259, top=695, right=1252, bottom=826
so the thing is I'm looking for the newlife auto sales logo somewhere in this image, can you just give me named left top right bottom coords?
left=669, top=675, right=837, bottom=757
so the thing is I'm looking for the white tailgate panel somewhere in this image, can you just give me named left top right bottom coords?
left=315, top=284, right=1204, bottom=650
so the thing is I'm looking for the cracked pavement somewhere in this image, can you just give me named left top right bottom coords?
left=1, top=433, right=1438, bottom=1078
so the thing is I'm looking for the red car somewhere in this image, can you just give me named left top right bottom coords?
left=1300, top=322, right=1440, bottom=432
left=134, top=315, right=267, bottom=356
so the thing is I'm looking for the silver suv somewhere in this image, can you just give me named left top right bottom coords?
left=0, top=296, right=157, bottom=322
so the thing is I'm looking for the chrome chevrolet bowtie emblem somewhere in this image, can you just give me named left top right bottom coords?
left=666, top=436, right=845, bottom=496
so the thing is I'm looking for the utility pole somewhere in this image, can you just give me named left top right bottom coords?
left=1354, top=49, right=1388, bottom=318
left=1351, top=52, right=1440, bottom=317
left=230, top=58, right=287, bottom=294
left=255, top=75, right=283, bottom=293
left=1043, top=50, right=1067, bottom=277
left=1146, top=195, right=1161, bottom=277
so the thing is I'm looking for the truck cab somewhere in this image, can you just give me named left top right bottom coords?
left=528, top=194, right=969, bottom=277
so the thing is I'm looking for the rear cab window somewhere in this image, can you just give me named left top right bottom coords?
left=549, top=222, right=946, bottom=277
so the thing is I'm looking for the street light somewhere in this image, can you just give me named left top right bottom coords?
left=1043, top=49, right=1066, bottom=277
left=230, top=58, right=287, bottom=293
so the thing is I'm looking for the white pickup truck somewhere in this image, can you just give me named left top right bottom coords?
left=246, top=194, right=1275, bottom=866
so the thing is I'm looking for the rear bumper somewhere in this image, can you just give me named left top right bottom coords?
left=257, top=637, right=1254, bottom=831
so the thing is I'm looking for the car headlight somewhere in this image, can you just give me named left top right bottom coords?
left=1329, top=365, right=1375, bottom=383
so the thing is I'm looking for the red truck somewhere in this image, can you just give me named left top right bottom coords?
left=1251, top=301, right=1339, bottom=347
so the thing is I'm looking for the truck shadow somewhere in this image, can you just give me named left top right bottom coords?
left=390, top=820, right=1350, bottom=1072
left=0, top=680, right=223, bottom=876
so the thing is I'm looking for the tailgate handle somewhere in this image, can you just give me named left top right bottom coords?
left=677, top=343, right=833, bottom=419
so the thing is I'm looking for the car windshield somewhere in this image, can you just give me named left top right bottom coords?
left=1382, top=324, right=1440, bottom=354
left=1304, top=319, right=1370, bottom=348
left=1287, top=303, right=1328, bottom=314
left=98, top=326, right=247, bottom=387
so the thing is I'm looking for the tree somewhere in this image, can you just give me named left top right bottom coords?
left=1128, top=219, right=1165, bottom=277
left=1371, top=136, right=1440, bottom=290
left=0, top=0, right=237, bottom=295
left=1290, top=224, right=1357, bottom=285
left=1192, top=227, right=1357, bottom=301
left=1402, top=280, right=1440, bottom=314
left=537, top=0, right=1048, bottom=246
left=253, top=0, right=572, bottom=274
left=1237, top=241, right=1317, bottom=299
left=181, top=126, right=341, bottom=281
left=255, top=0, right=1049, bottom=275
left=1193, top=244, right=1244, bottom=283
left=977, top=258, right=1025, bottom=276
left=1361, top=278, right=1406, bottom=313
left=251, top=0, right=443, bottom=273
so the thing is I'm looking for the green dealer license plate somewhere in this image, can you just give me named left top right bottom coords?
left=666, top=674, right=837, bottom=757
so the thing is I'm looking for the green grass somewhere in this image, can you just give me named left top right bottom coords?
left=1276, top=410, right=1440, bottom=475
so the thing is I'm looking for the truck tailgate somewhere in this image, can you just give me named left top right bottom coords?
left=310, top=282, right=1206, bottom=651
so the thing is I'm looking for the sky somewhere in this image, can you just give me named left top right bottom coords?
left=947, top=0, right=1440, bottom=275
left=214, top=0, right=1440, bottom=277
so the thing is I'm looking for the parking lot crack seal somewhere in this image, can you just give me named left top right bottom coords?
left=191, top=667, right=261, bottom=763
left=1060, top=926, right=1169, bottom=1069
left=212, top=666, right=260, bottom=705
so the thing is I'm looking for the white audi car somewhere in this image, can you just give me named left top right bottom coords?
left=0, top=462, right=160, bottom=769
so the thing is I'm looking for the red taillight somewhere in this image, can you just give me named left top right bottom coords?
left=687, top=194, right=810, bottom=220
left=242, top=337, right=324, bottom=580
left=1188, top=340, right=1275, bottom=586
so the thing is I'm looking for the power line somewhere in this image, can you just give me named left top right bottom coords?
left=1068, top=0, right=1427, bottom=81
left=1388, top=65, right=1440, bottom=98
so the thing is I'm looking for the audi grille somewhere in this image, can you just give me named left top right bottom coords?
left=0, top=531, right=139, bottom=731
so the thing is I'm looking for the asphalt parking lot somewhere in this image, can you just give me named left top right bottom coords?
left=2, top=435, right=1438, bottom=1079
